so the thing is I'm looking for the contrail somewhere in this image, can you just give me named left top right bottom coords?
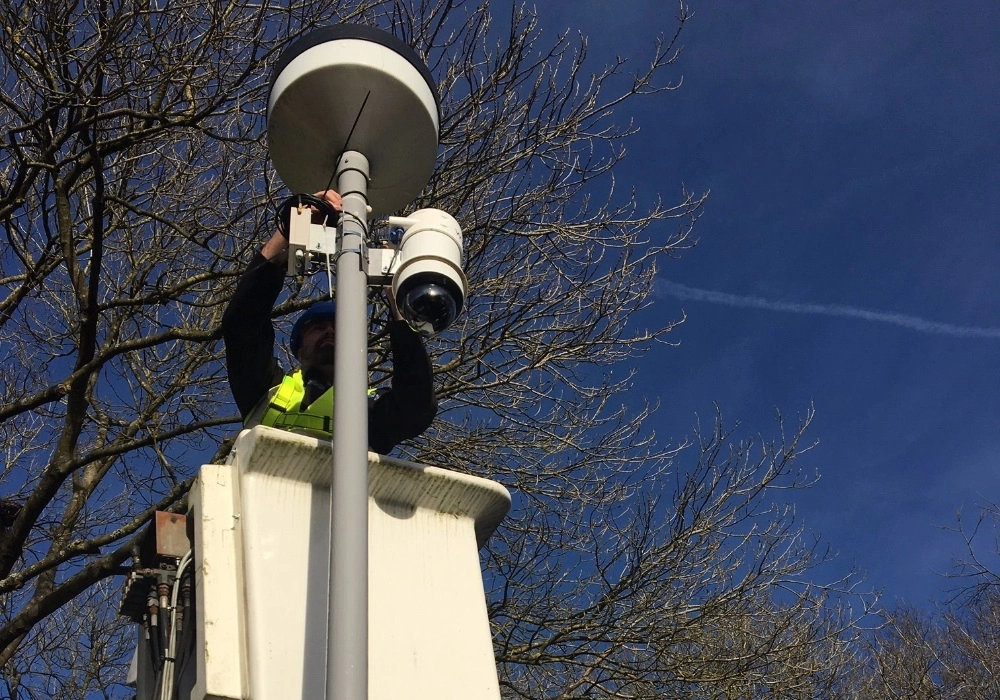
left=657, top=280, right=1000, bottom=339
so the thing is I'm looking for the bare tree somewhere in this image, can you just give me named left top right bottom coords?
left=942, top=502, right=1000, bottom=604
left=0, top=0, right=873, bottom=696
left=853, top=596, right=1000, bottom=700
left=0, top=0, right=377, bottom=688
left=486, top=410, right=873, bottom=699
left=0, top=578, right=134, bottom=699
left=852, top=505, right=1000, bottom=700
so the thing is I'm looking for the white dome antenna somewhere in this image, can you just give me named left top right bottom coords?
left=267, top=25, right=440, bottom=216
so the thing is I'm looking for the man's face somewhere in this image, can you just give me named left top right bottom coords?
left=296, top=317, right=336, bottom=369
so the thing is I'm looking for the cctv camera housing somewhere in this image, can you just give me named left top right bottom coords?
left=390, top=209, right=467, bottom=336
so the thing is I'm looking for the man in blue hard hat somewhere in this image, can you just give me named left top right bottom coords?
left=221, top=190, right=437, bottom=454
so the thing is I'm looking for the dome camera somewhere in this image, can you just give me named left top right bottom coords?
left=388, top=209, right=467, bottom=336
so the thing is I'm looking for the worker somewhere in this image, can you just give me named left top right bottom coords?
left=221, top=190, right=437, bottom=454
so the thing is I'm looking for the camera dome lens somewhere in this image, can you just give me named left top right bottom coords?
left=401, top=282, right=457, bottom=336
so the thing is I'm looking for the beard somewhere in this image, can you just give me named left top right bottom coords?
left=300, top=337, right=336, bottom=369
left=313, top=342, right=336, bottom=365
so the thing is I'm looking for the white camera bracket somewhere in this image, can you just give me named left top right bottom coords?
left=286, top=205, right=395, bottom=283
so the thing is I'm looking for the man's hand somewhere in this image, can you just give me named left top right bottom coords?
left=261, top=190, right=343, bottom=262
left=310, top=189, right=343, bottom=223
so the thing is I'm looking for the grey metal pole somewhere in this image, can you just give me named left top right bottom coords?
left=328, top=151, right=371, bottom=700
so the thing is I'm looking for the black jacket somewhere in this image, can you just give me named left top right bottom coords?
left=221, top=252, right=437, bottom=454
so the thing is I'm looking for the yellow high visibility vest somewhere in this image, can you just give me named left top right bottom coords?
left=250, top=370, right=374, bottom=438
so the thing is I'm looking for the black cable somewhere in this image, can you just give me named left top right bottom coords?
left=274, top=193, right=340, bottom=238
left=324, top=91, right=372, bottom=195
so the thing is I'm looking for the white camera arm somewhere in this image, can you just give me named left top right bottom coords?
left=285, top=205, right=396, bottom=284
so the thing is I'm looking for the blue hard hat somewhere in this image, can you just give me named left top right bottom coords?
left=290, top=300, right=336, bottom=356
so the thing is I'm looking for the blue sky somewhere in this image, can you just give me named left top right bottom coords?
left=538, top=1, right=1000, bottom=606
